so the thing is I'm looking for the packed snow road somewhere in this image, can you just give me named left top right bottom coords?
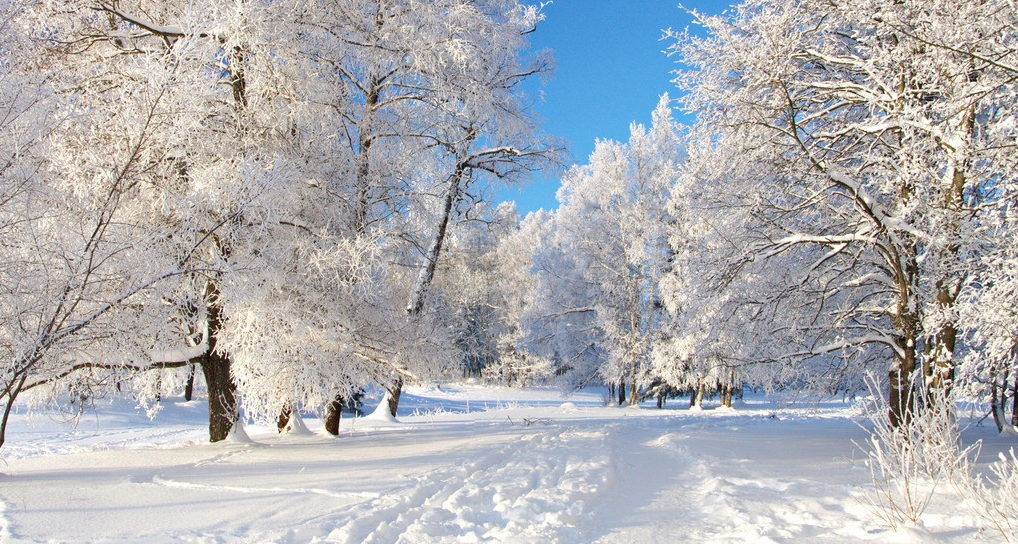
left=0, top=386, right=1006, bottom=543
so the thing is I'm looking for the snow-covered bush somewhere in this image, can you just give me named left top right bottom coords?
left=960, top=449, right=1018, bottom=542
left=860, top=372, right=1018, bottom=540
left=858, top=376, right=979, bottom=529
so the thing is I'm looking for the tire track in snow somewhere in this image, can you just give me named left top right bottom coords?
left=328, top=426, right=613, bottom=544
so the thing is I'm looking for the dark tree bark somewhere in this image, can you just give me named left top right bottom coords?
left=324, top=396, right=343, bottom=435
left=183, top=364, right=195, bottom=401
left=721, top=370, right=735, bottom=408
left=0, top=374, right=27, bottom=451
left=617, top=380, right=626, bottom=406
left=991, top=368, right=1014, bottom=433
left=200, top=351, right=236, bottom=442
left=199, top=278, right=237, bottom=443
left=888, top=331, right=919, bottom=428
left=277, top=405, right=292, bottom=433
left=386, top=379, right=402, bottom=418
left=1012, top=372, right=1018, bottom=428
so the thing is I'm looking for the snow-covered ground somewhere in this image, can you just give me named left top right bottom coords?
left=0, top=385, right=1013, bottom=543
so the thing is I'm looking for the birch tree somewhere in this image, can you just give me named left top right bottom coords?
left=371, top=0, right=560, bottom=414
left=231, top=0, right=560, bottom=422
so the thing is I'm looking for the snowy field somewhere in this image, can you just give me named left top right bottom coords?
left=0, top=385, right=1014, bottom=544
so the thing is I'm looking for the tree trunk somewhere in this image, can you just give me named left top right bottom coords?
left=386, top=379, right=403, bottom=418
left=183, top=364, right=195, bottom=401
left=696, top=382, right=705, bottom=408
left=200, top=351, right=236, bottom=442
left=689, top=388, right=696, bottom=408
left=924, top=317, right=958, bottom=407
left=277, top=405, right=292, bottom=433
left=1012, top=372, right=1018, bottom=428
left=888, top=332, right=918, bottom=428
left=0, top=373, right=27, bottom=451
left=991, top=368, right=1006, bottom=433
left=608, top=382, right=615, bottom=404
left=722, top=370, right=735, bottom=408
left=628, top=365, right=639, bottom=406
left=407, top=166, right=465, bottom=316
left=617, top=380, right=626, bottom=406
left=921, top=118, right=969, bottom=405
left=324, top=396, right=343, bottom=435
left=199, top=276, right=238, bottom=443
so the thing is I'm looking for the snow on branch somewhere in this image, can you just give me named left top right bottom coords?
left=786, top=333, right=903, bottom=362
left=761, top=232, right=879, bottom=259
left=96, top=5, right=185, bottom=39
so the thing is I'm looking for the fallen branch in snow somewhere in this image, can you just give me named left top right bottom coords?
left=505, top=415, right=551, bottom=426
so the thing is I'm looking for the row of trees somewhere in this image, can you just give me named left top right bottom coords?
left=3, top=0, right=1015, bottom=448
left=669, top=0, right=1018, bottom=426
left=487, top=0, right=1018, bottom=424
left=0, top=0, right=558, bottom=448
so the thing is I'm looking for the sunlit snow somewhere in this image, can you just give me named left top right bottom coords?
left=0, top=385, right=1011, bottom=543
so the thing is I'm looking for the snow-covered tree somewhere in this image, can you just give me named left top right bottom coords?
left=17, top=0, right=323, bottom=441
left=519, top=96, right=681, bottom=402
left=483, top=209, right=564, bottom=386
left=0, top=0, right=245, bottom=445
left=669, top=0, right=1018, bottom=423
left=0, top=0, right=562, bottom=446
left=430, top=203, right=521, bottom=380
left=226, top=0, right=560, bottom=423
left=358, top=0, right=561, bottom=415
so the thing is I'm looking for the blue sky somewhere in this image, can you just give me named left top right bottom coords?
left=498, top=0, right=734, bottom=216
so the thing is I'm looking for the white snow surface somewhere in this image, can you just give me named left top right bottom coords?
left=0, top=385, right=1012, bottom=543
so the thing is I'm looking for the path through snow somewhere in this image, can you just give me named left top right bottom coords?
left=0, top=386, right=1009, bottom=543
left=593, top=416, right=880, bottom=543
